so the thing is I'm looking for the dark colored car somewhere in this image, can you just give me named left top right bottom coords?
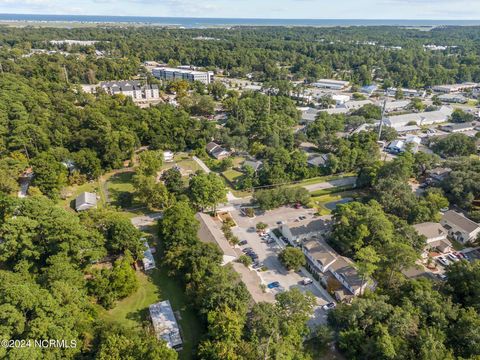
left=267, top=281, right=280, bottom=289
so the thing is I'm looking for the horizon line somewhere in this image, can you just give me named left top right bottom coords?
left=1, top=13, right=480, bottom=22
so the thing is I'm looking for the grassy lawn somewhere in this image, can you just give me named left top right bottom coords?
left=162, top=152, right=201, bottom=175
left=58, top=180, right=103, bottom=210
left=310, top=184, right=357, bottom=197
left=289, top=172, right=356, bottom=187
left=222, top=169, right=245, bottom=184
left=230, top=188, right=254, bottom=198
left=101, top=271, right=160, bottom=328
left=100, top=268, right=203, bottom=360
left=231, top=156, right=246, bottom=167
left=100, top=221, right=204, bottom=360
left=106, top=171, right=144, bottom=208
left=309, top=190, right=358, bottom=215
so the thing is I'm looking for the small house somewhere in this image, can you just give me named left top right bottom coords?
left=75, top=192, right=97, bottom=212
left=441, top=210, right=480, bottom=244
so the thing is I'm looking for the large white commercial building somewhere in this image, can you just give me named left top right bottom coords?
left=432, top=83, right=477, bottom=94
left=94, top=80, right=159, bottom=101
left=386, top=87, right=426, bottom=98
left=152, top=66, right=214, bottom=84
left=384, top=106, right=453, bottom=129
left=312, top=79, right=350, bottom=90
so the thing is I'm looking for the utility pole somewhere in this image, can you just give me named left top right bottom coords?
left=377, top=98, right=387, bottom=140
left=63, top=65, right=69, bottom=84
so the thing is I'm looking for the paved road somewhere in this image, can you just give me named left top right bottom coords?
left=192, top=156, right=211, bottom=173
left=303, top=176, right=357, bottom=192
left=192, top=155, right=240, bottom=201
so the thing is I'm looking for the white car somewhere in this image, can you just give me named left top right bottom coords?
left=301, top=278, right=313, bottom=285
left=437, top=256, right=450, bottom=267
left=322, top=302, right=336, bottom=311
left=447, top=253, right=459, bottom=262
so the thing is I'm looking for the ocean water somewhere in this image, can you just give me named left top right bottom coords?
left=1, top=14, right=480, bottom=28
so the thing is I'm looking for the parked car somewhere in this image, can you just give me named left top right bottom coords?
left=437, top=256, right=450, bottom=267
left=267, top=281, right=280, bottom=289
left=437, top=273, right=447, bottom=281
left=322, top=302, right=336, bottom=311
left=252, top=261, right=263, bottom=269
left=239, top=240, right=248, bottom=246
left=266, top=239, right=276, bottom=244
left=447, top=253, right=459, bottom=262
left=242, top=247, right=253, bottom=254
left=301, top=278, right=313, bottom=285
left=455, top=252, right=465, bottom=259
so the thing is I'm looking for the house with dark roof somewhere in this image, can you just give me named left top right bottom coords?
left=242, top=160, right=263, bottom=172
left=440, top=122, right=475, bottom=133
left=427, top=167, right=452, bottom=183
left=307, top=153, right=329, bottom=167
left=441, top=210, right=480, bottom=244
left=206, top=142, right=230, bottom=160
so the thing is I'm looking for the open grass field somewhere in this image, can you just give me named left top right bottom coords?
left=100, top=268, right=204, bottom=360
left=287, top=172, right=356, bottom=188
left=222, top=169, right=245, bottom=184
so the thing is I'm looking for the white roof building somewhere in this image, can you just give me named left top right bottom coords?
left=384, top=100, right=411, bottom=113
left=152, top=66, right=214, bottom=84
left=75, top=192, right=97, bottom=212
left=163, top=151, right=174, bottom=162
left=441, top=211, right=480, bottom=244
left=142, top=240, right=156, bottom=271
left=340, top=100, right=373, bottom=111
left=312, top=79, right=350, bottom=90
left=149, top=300, right=183, bottom=350
left=385, top=106, right=453, bottom=129
left=432, top=83, right=477, bottom=93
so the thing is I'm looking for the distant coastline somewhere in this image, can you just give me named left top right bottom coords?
left=1, top=13, right=480, bottom=28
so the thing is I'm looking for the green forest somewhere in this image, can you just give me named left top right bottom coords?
left=0, top=24, right=479, bottom=360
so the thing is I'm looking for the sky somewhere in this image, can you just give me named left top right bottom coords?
left=0, top=0, right=480, bottom=20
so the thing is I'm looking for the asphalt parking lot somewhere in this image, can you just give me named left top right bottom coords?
left=228, top=205, right=334, bottom=327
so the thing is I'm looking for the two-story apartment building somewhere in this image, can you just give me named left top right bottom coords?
left=279, top=217, right=330, bottom=246
left=97, top=80, right=160, bottom=101
left=301, top=237, right=371, bottom=302
left=441, top=210, right=480, bottom=244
